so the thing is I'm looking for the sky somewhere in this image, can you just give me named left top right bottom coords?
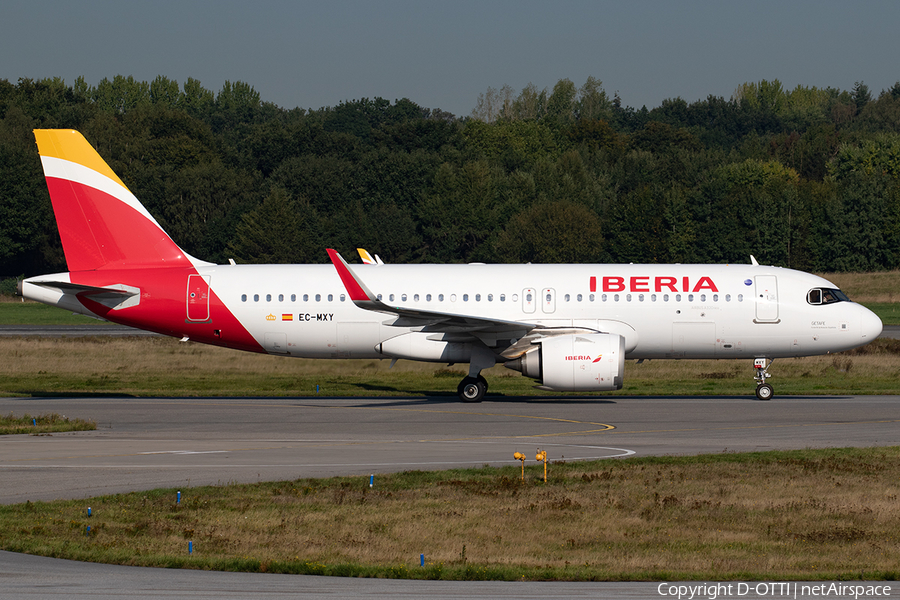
left=4, top=0, right=900, bottom=117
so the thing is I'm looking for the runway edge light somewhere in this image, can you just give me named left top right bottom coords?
left=513, top=452, right=526, bottom=481
left=536, top=449, right=548, bottom=482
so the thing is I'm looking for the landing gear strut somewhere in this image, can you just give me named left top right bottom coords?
left=457, top=345, right=496, bottom=402
left=753, top=358, right=774, bottom=400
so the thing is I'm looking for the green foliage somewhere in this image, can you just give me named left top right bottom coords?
left=495, top=200, right=604, bottom=263
left=228, top=187, right=321, bottom=264
left=1, top=74, right=898, bottom=276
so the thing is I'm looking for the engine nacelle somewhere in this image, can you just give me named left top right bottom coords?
left=505, top=333, right=625, bottom=392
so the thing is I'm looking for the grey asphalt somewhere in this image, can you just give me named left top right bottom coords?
left=5, top=551, right=892, bottom=600
left=1, top=394, right=899, bottom=599
left=2, top=394, right=900, bottom=504
left=0, top=324, right=159, bottom=337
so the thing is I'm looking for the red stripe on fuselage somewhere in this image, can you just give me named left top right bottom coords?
left=71, top=268, right=265, bottom=354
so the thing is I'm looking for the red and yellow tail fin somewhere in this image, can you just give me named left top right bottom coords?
left=34, top=129, right=202, bottom=271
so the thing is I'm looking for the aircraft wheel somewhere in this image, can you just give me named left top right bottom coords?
left=477, top=374, right=489, bottom=391
left=755, top=383, right=774, bottom=401
left=458, top=377, right=486, bottom=403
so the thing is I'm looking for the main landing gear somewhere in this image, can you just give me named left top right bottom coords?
left=753, top=357, right=774, bottom=400
left=457, top=345, right=497, bottom=403
left=458, top=375, right=488, bottom=402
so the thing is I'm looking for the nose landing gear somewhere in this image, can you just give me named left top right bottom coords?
left=754, top=358, right=774, bottom=400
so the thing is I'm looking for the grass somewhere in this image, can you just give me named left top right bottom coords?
left=1, top=447, right=899, bottom=581
left=0, top=298, right=113, bottom=325
left=863, top=302, right=900, bottom=326
left=0, top=412, right=96, bottom=435
left=1, top=336, right=899, bottom=398
left=819, top=270, right=900, bottom=304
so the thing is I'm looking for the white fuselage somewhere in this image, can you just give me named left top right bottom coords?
left=199, top=262, right=881, bottom=361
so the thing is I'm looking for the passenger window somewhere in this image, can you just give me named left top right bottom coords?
left=439, top=294, right=444, bottom=301
left=340, top=294, right=346, bottom=302
left=475, top=294, right=481, bottom=301
left=266, top=294, right=272, bottom=302
left=315, top=294, right=321, bottom=302
left=512, top=294, right=518, bottom=302
left=426, top=294, right=432, bottom=302
left=713, top=294, right=718, bottom=302
left=451, top=294, right=457, bottom=302
left=376, top=294, right=382, bottom=300
left=564, top=294, right=570, bottom=302
left=614, top=294, right=620, bottom=302
left=664, top=294, right=669, bottom=302
left=699, top=294, right=705, bottom=302
left=725, top=294, right=731, bottom=302
left=402, top=294, right=407, bottom=302
left=327, top=294, right=333, bottom=302
left=389, top=294, right=395, bottom=302
left=303, top=294, right=309, bottom=302
left=254, top=294, right=259, bottom=302
left=291, top=294, right=296, bottom=302
left=577, top=294, right=582, bottom=302
left=651, top=294, right=657, bottom=302
left=738, top=294, right=744, bottom=302
left=687, top=294, right=694, bottom=302
left=499, top=294, right=505, bottom=301
left=626, top=294, right=632, bottom=302
left=278, top=294, right=284, bottom=302
left=675, top=294, right=681, bottom=302
left=487, top=294, right=493, bottom=301
left=414, top=294, right=419, bottom=302
left=463, top=294, right=469, bottom=302
left=602, top=294, right=607, bottom=302
left=589, top=294, right=595, bottom=302
left=638, top=294, right=644, bottom=302
left=241, top=294, right=247, bottom=302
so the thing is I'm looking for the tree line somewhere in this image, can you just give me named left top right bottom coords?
left=1, top=74, right=900, bottom=285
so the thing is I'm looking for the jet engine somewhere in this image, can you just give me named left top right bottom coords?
left=505, top=333, right=625, bottom=392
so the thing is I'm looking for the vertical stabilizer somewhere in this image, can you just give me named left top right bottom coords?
left=34, top=129, right=207, bottom=271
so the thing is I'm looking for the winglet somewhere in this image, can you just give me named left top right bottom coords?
left=327, top=249, right=377, bottom=303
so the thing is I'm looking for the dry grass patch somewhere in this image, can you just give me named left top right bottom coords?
left=818, top=271, right=900, bottom=303
left=2, top=447, right=899, bottom=580
left=2, top=337, right=900, bottom=398
left=0, top=412, right=96, bottom=435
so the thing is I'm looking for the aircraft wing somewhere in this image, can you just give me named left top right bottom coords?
left=327, top=249, right=536, bottom=336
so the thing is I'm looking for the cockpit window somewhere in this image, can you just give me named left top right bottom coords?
left=807, top=287, right=850, bottom=305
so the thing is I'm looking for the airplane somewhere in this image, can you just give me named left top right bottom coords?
left=18, top=129, right=883, bottom=402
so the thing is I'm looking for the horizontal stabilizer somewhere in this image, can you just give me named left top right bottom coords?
left=29, top=280, right=137, bottom=299
left=28, top=280, right=140, bottom=310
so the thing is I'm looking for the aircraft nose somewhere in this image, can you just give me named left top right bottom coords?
left=858, top=304, right=883, bottom=342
